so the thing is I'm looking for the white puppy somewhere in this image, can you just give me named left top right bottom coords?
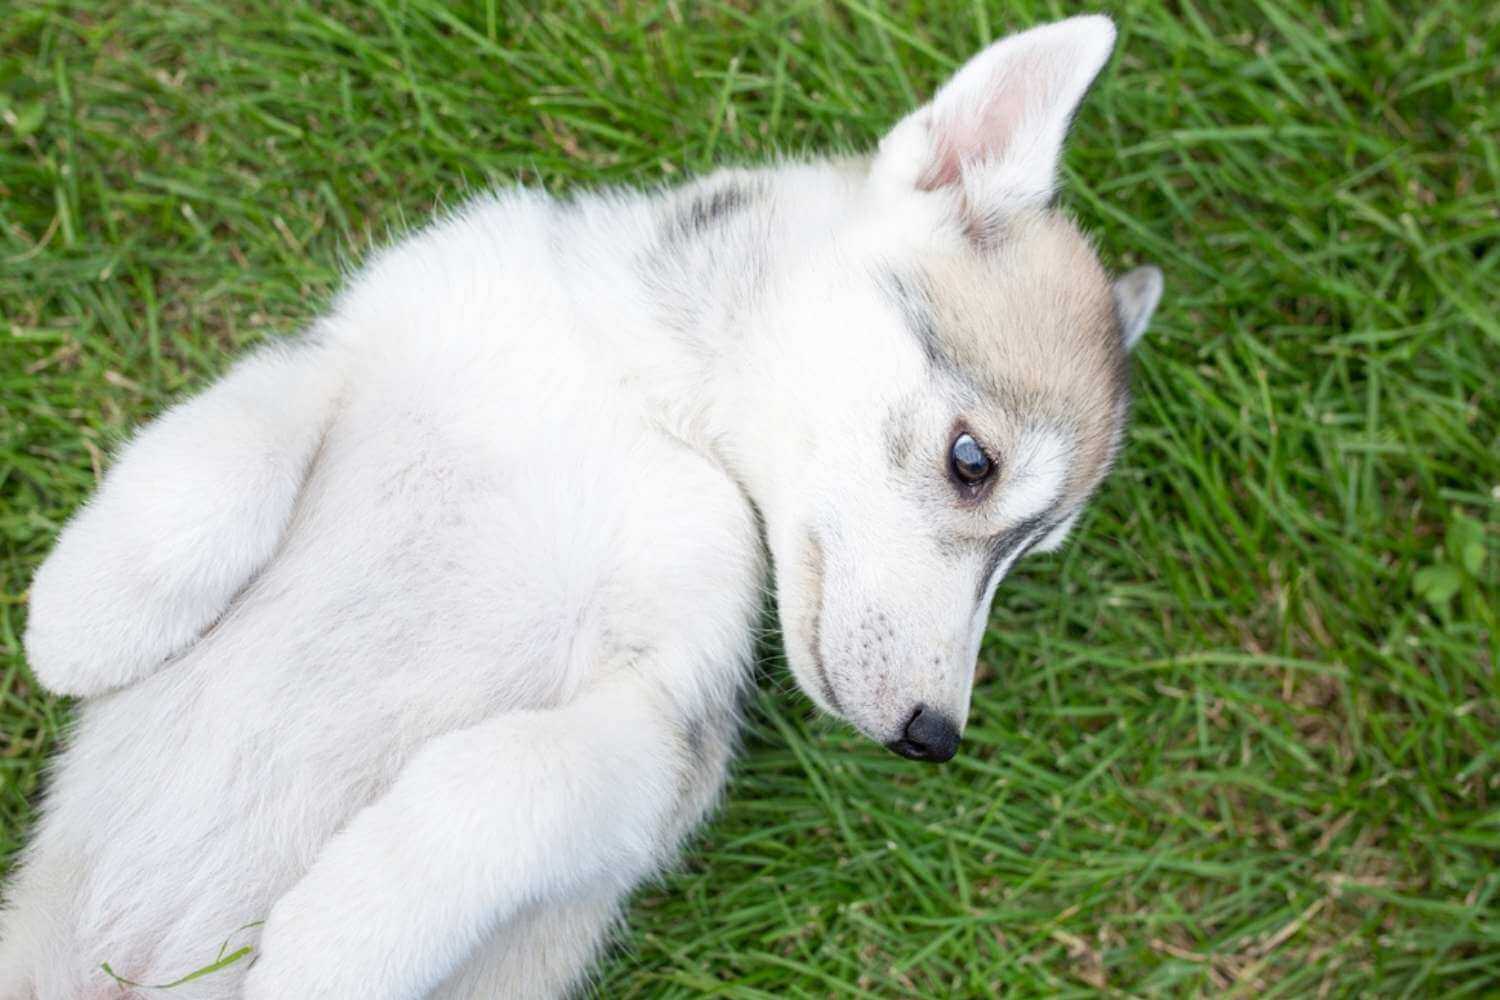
left=0, top=15, right=1161, bottom=999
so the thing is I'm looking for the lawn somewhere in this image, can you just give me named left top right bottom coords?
left=1, top=0, right=1496, bottom=995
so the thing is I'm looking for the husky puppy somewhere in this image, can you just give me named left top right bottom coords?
left=0, top=15, right=1161, bottom=1000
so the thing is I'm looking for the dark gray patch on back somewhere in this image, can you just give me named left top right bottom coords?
left=666, top=185, right=756, bottom=243
left=637, top=178, right=771, bottom=350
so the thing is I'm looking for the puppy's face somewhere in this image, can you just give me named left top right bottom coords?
left=764, top=16, right=1162, bottom=760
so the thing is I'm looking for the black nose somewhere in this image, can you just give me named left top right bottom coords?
left=886, top=705, right=960, bottom=763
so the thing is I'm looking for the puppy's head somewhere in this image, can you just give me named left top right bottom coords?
left=759, top=16, right=1162, bottom=761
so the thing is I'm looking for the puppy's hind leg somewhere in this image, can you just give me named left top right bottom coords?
left=23, top=336, right=345, bottom=697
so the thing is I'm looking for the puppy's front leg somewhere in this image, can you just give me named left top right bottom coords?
left=243, top=679, right=691, bottom=1000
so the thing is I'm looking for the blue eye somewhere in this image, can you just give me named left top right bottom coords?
left=949, top=433, right=993, bottom=485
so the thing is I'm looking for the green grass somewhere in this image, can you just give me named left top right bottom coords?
left=2, top=0, right=1496, bottom=995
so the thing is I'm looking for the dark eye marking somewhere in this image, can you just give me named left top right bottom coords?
left=877, top=270, right=951, bottom=373
left=974, top=511, right=1057, bottom=603
left=802, top=529, right=842, bottom=714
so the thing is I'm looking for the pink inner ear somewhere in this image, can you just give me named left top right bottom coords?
left=914, top=53, right=1050, bottom=194
left=915, top=119, right=968, bottom=191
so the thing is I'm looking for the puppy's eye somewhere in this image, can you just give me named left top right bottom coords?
left=949, top=433, right=993, bottom=485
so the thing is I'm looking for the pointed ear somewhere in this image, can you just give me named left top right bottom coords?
left=1112, top=265, right=1163, bottom=349
left=871, top=16, right=1117, bottom=227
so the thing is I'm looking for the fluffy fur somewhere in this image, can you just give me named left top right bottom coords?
left=1, top=15, right=1161, bottom=999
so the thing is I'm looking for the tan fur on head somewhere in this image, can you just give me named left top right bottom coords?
left=919, top=209, right=1130, bottom=502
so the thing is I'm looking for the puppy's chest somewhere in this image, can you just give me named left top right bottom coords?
left=253, top=379, right=756, bottom=704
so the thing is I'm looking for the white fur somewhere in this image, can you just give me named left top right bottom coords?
left=1032, top=507, right=1085, bottom=554
left=1, top=16, right=1158, bottom=1000
left=996, top=429, right=1072, bottom=524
